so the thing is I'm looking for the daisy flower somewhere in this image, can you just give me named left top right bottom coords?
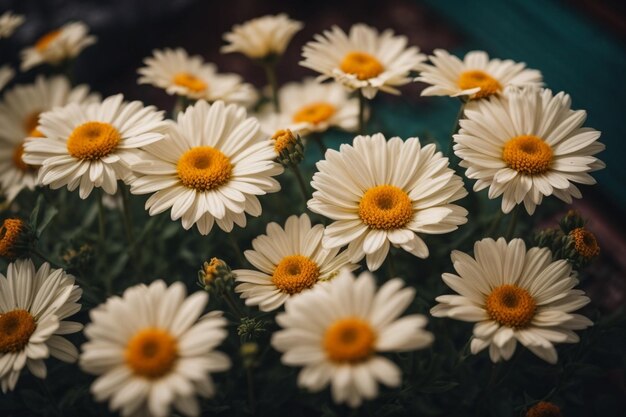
left=221, top=14, right=303, bottom=59
left=308, top=133, right=468, bottom=271
left=272, top=268, right=433, bottom=407
left=300, top=24, right=426, bottom=99
left=0, top=11, right=24, bottom=39
left=21, top=21, right=97, bottom=71
left=431, top=238, right=593, bottom=364
left=0, top=65, right=14, bottom=91
left=0, top=75, right=99, bottom=201
left=0, top=259, right=82, bottom=393
left=129, top=100, right=283, bottom=235
left=416, top=49, right=542, bottom=99
left=137, top=48, right=257, bottom=105
left=22, top=94, right=166, bottom=199
left=234, top=214, right=357, bottom=312
left=257, top=77, right=358, bottom=136
left=454, top=87, right=605, bottom=214
left=80, top=280, right=230, bottom=417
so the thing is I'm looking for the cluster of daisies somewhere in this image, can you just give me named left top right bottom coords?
left=0, top=9, right=605, bottom=417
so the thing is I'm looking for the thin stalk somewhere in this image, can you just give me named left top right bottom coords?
left=32, top=248, right=62, bottom=269
left=289, top=162, right=309, bottom=205
left=505, top=205, right=520, bottom=240
left=262, top=62, right=280, bottom=112
left=246, top=367, right=256, bottom=414
left=358, top=89, right=367, bottom=134
left=447, top=100, right=466, bottom=164
left=311, top=133, right=328, bottom=156
left=485, top=211, right=504, bottom=238
left=97, top=190, right=105, bottom=243
left=386, top=250, right=397, bottom=278
left=119, top=185, right=135, bottom=246
left=227, top=233, right=247, bottom=267
left=222, top=290, right=243, bottom=319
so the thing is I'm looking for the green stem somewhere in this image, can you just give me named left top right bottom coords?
left=485, top=211, right=504, bottom=238
left=447, top=100, right=466, bottom=165
left=311, top=133, right=328, bottom=156
left=505, top=205, right=520, bottom=240
left=358, top=89, right=367, bottom=134
left=386, top=250, right=397, bottom=278
left=119, top=185, right=135, bottom=246
left=246, top=367, right=256, bottom=414
left=262, top=62, right=280, bottom=113
left=97, top=190, right=105, bottom=243
left=32, top=248, right=62, bottom=269
left=289, top=162, right=309, bottom=205
left=222, top=290, right=243, bottom=319
left=227, top=233, right=246, bottom=267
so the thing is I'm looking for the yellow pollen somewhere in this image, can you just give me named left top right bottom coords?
left=485, top=285, right=536, bottom=328
left=526, top=401, right=562, bottom=417
left=67, top=122, right=121, bottom=160
left=23, top=113, right=41, bottom=136
left=125, top=328, right=178, bottom=379
left=457, top=70, right=502, bottom=99
left=177, top=146, right=232, bottom=191
left=339, top=51, right=384, bottom=80
left=570, top=227, right=600, bottom=259
left=292, top=102, right=336, bottom=125
left=502, top=135, right=553, bottom=175
left=358, top=185, right=413, bottom=230
left=0, top=309, right=36, bottom=354
left=272, top=255, right=320, bottom=295
left=272, top=129, right=297, bottom=155
left=0, top=218, right=25, bottom=259
left=323, top=317, right=376, bottom=363
left=172, top=72, right=207, bottom=93
left=35, top=29, right=62, bottom=52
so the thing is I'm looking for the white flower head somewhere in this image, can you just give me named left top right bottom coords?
left=308, top=133, right=468, bottom=271
left=0, top=259, right=82, bottom=393
left=0, top=11, right=24, bottom=39
left=272, top=268, right=433, bottom=407
left=80, top=280, right=230, bottom=417
left=0, top=75, right=99, bottom=201
left=0, top=65, right=15, bottom=92
left=431, top=238, right=593, bottom=364
left=454, top=87, right=605, bottom=214
left=21, top=21, right=97, bottom=71
left=137, top=48, right=257, bottom=105
left=416, top=49, right=543, bottom=99
left=257, top=77, right=358, bottom=137
left=22, top=94, right=167, bottom=199
left=300, top=24, right=426, bottom=99
left=221, top=14, right=303, bottom=59
left=234, top=214, right=358, bottom=312
left=129, top=100, right=283, bottom=235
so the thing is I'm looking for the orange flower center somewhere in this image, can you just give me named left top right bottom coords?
left=526, top=401, right=562, bottom=417
left=570, top=227, right=600, bottom=259
left=272, top=129, right=297, bottom=155
left=172, top=72, right=207, bottom=93
left=485, top=284, right=536, bottom=328
left=502, top=135, right=553, bottom=175
left=67, top=122, right=121, bottom=160
left=125, top=328, right=178, bottom=379
left=339, top=51, right=384, bottom=80
left=272, top=255, right=320, bottom=295
left=176, top=146, right=232, bottom=191
left=0, top=309, right=36, bottom=354
left=457, top=70, right=502, bottom=99
left=35, top=29, right=62, bottom=52
left=23, top=112, right=45, bottom=137
left=292, top=102, right=336, bottom=125
left=0, top=218, right=25, bottom=259
left=323, top=317, right=376, bottom=363
left=358, top=185, right=413, bottom=230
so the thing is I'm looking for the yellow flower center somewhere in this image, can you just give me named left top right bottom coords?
left=0, top=309, right=37, bottom=354
left=502, top=135, right=553, bottom=175
left=125, top=328, right=178, bottom=379
left=35, top=29, right=62, bottom=52
left=272, top=255, right=320, bottom=295
left=23, top=112, right=43, bottom=137
left=526, top=401, right=562, bottom=417
left=339, top=51, right=384, bottom=80
left=323, top=317, right=376, bottom=363
left=172, top=72, right=208, bottom=93
left=292, top=102, right=336, bottom=125
left=176, top=146, right=232, bottom=191
left=485, top=285, right=536, bottom=328
left=0, top=218, right=25, bottom=259
left=67, top=122, right=121, bottom=160
left=272, top=129, right=297, bottom=155
left=570, top=227, right=600, bottom=259
left=457, top=70, right=502, bottom=99
left=358, top=185, right=413, bottom=230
